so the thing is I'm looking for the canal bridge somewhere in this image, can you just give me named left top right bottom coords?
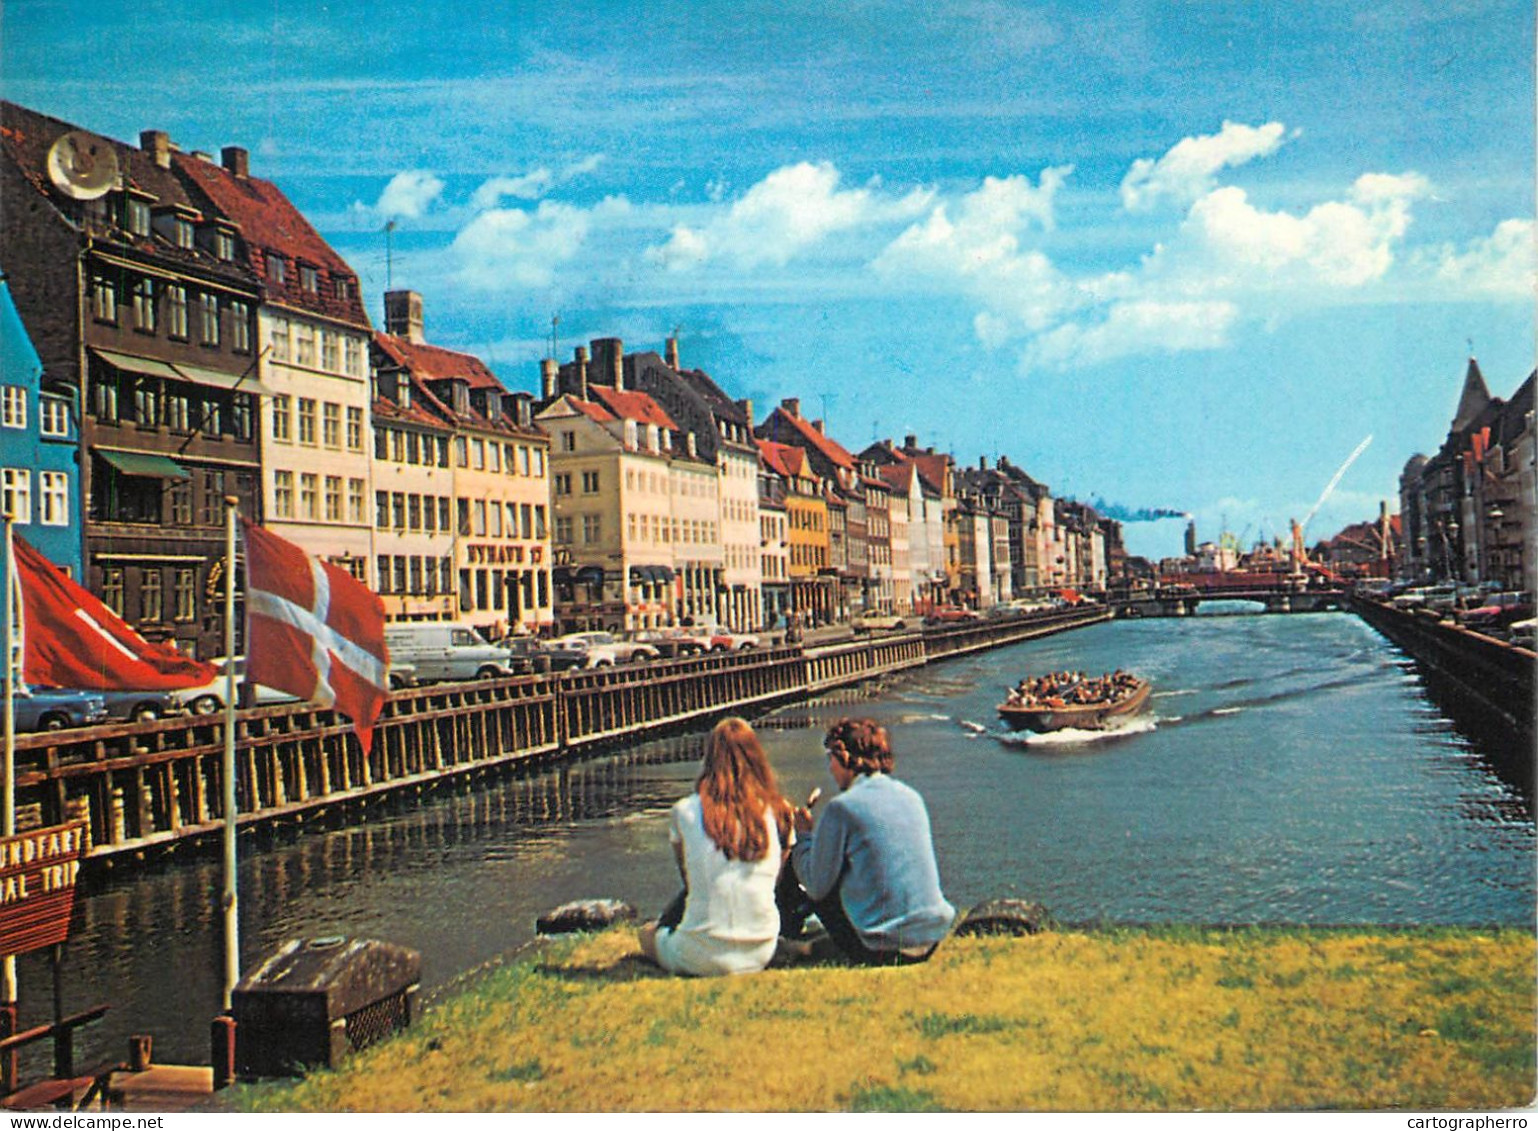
left=1112, top=573, right=1347, bottom=618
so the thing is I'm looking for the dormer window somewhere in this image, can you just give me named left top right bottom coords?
left=334, top=277, right=353, bottom=301
left=300, top=265, right=318, bottom=293
left=267, top=255, right=286, bottom=285
left=124, top=198, right=151, bottom=237
left=214, top=229, right=235, bottom=261
left=173, top=217, right=195, bottom=250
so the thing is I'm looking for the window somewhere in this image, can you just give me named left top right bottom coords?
left=472, top=439, right=485, bottom=470
left=295, top=325, right=315, bottom=367
left=408, top=494, right=422, bottom=531
left=300, top=264, right=318, bottom=293
left=103, top=568, right=124, bottom=616
left=488, top=443, right=500, bottom=473
left=271, top=394, right=292, bottom=441
left=40, top=397, right=69, bottom=438
left=174, top=569, right=197, bottom=622
left=438, top=497, right=451, bottom=532
left=406, top=431, right=420, bottom=465
left=297, top=398, right=316, bottom=445
left=299, top=473, right=318, bottom=519
left=322, top=402, right=341, bottom=449
left=335, top=277, right=353, bottom=301
left=39, top=471, right=67, bottom=526
left=230, top=301, right=250, bottom=352
left=274, top=471, right=294, bottom=518
left=214, top=229, right=235, bottom=260
left=533, top=449, right=544, bottom=477
left=520, top=503, right=533, bottom=539
left=2, top=469, right=31, bottom=523
left=561, top=432, right=576, bottom=452
left=553, top=473, right=571, bottom=497
left=473, top=500, right=487, bottom=536
left=173, top=217, right=194, bottom=250
left=165, top=388, right=189, bottom=432
left=133, top=378, right=158, bottom=427
left=269, top=317, right=289, bottom=362
left=375, top=427, right=389, bottom=460
left=91, top=273, right=117, bottom=323
left=375, top=491, right=389, bottom=529
left=423, top=495, right=437, bottom=533
left=582, top=514, right=601, bottom=543
left=489, top=502, right=502, bottom=537
left=1, top=387, right=24, bottom=429
left=324, top=476, right=342, bottom=522
left=555, top=516, right=573, bottom=544
left=169, top=478, right=192, bottom=524
left=457, top=499, right=470, bottom=536
left=141, top=569, right=163, bottom=622
left=160, top=285, right=186, bottom=340
left=198, top=293, right=220, bottom=345
left=267, top=255, right=286, bottom=286
left=344, top=337, right=362, bottom=377
left=376, top=556, right=391, bottom=594
left=347, top=478, right=365, bottom=524
left=346, top=406, right=363, bottom=451
left=534, top=505, right=547, bottom=538
left=436, top=437, right=450, bottom=467
left=392, top=493, right=406, bottom=529
left=132, top=277, right=156, bottom=332
left=454, top=438, right=467, bottom=467
left=321, top=331, right=338, bottom=372
left=582, top=470, right=600, bottom=494
left=125, top=198, right=151, bottom=236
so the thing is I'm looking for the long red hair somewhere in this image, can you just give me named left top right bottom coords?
left=697, top=717, right=792, bottom=861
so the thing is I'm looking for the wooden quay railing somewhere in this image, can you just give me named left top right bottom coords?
left=9, top=605, right=1108, bottom=867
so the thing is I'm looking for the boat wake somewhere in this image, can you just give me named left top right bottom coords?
left=997, top=715, right=1158, bottom=748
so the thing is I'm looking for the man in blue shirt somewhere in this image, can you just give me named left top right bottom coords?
left=791, top=718, right=955, bottom=964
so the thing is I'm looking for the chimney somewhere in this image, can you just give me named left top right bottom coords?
left=384, top=290, right=425, bottom=343
left=221, top=146, right=249, bottom=178
left=781, top=397, right=800, bottom=418
left=140, top=130, right=172, bottom=170
left=540, top=358, right=558, bottom=400
left=591, top=338, right=623, bottom=389
left=904, top=433, right=917, bottom=450
left=574, top=345, right=589, bottom=400
left=813, top=419, right=825, bottom=434
left=665, top=337, right=680, bottom=370
left=685, top=432, right=697, bottom=457
left=737, top=398, right=754, bottom=430
left=979, top=456, right=988, bottom=471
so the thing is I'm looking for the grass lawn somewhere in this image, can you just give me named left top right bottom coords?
left=232, top=926, right=1536, bottom=1113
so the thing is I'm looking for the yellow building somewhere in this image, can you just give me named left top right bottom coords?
left=759, top=439, right=832, bottom=624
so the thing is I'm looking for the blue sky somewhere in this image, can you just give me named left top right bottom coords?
left=5, top=0, right=1532, bottom=559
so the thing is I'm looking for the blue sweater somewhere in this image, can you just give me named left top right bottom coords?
left=792, top=773, right=955, bottom=951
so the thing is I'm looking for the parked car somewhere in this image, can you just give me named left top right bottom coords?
left=550, top=632, right=661, bottom=667
left=924, top=607, right=982, bottom=625
left=93, top=688, right=184, bottom=723
left=15, top=687, right=110, bottom=732
left=172, top=657, right=301, bottom=715
left=632, top=629, right=710, bottom=658
left=1391, top=587, right=1430, bottom=610
left=499, top=635, right=547, bottom=674
left=533, top=640, right=596, bottom=671
left=1422, top=585, right=1461, bottom=613
left=1508, top=618, right=1535, bottom=649
left=851, top=612, right=908, bottom=632
left=1460, top=592, right=1534, bottom=633
left=680, top=625, right=759, bottom=651
left=382, top=622, right=513, bottom=683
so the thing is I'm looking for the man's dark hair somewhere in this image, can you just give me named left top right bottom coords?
left=824, top=717, right=894, bottom=775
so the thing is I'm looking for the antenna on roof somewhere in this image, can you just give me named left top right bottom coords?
left=550, top=314, right=560, bottom=361
left=384, top=220, right=397, bottom=289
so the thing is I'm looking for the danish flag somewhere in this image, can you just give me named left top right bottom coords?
left=242, top=520, right=389, bottom=754
left=13, top=535, right=216, bottom=690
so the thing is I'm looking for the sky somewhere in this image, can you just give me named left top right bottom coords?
left=4, top=0, right=1532, bottom=560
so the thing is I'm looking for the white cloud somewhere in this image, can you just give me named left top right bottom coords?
left=372, top=170, right=445, bottom=219
left=451, top=197, right=631, bottom=289
left=1024, top=300, right=1239, bottom=369
left=471, top=171, right=553, bottom=210
left=644, top=162, right=932, bottom=270
left=1425, top=218, right=1536, bottom=298
left=1120, top=121, right=1290, bottom=212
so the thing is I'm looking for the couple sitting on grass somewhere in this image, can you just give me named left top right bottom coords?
left=638, top=715, right=955, bottom=975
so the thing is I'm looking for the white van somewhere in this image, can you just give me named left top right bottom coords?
left=382, top=622, right=513, bottom=684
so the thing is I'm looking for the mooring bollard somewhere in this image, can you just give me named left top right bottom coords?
left=210, top=1013, right=235, bottom=1090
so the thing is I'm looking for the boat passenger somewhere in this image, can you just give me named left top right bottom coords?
left=638, top=716, right=795, bottom=976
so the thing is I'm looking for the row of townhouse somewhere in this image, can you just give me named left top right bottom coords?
left=0, top=98, right=1124, bottom=653
left=0, top=101, right=553, bottom=657
left=1399, top=358, right=1535, bottom=595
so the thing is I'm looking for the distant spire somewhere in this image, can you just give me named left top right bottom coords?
left=1451, top=355, right=1493, bottom=432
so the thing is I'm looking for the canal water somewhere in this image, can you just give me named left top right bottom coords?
left=15, top=609, right=1534, bottom=1067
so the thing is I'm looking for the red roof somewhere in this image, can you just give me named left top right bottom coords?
left=173, top=152, right=370, bottom=328
left=766, top=407, right=856, bottom=469
left=590, top=385, right=679, bottom=431
left=374, top=333, right=504, bottom=391
left=569, top=397, right=617, bottom=424
left=878, top=462, right=917, bottom=491
left=905, top=451, right=950, bottom=496
left=757, top=439, right=806, bottom=479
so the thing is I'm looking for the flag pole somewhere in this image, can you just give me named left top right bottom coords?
left=221, top=497, right=239, bottom=1010
left=2, top=513, right=15, bottom=1008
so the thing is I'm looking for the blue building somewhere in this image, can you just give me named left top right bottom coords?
left=0, top=271, right=81, bottom=576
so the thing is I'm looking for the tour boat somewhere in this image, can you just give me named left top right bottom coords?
left=996, top=678, right=1151, bottom=733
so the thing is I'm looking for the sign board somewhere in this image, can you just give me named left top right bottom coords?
left=0, top=820, right=87, bottom=956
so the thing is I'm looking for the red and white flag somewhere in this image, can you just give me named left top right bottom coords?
left=242, top=520, right=389, bottom=754
left=12, top=535, right=216, bottom=690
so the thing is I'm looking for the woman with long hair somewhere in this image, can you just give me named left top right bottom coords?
left=639, top=716, right=795, bottom=976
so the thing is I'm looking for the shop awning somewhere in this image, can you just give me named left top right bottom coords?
left=552, top=566, right=573, bottom=584
left=574, top=565, right=606, bottom=586
left=92, top=349, right=181, bottom=381
left=96, top=448, right=189, bottom=480
left=171, top=361, right=275, bottom=397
